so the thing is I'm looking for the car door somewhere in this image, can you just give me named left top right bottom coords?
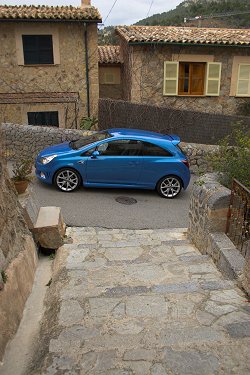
left=85, top=139, right=143, bottom=185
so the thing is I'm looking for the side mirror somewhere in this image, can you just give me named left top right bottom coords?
left=91, top=150, right=100, bottom=158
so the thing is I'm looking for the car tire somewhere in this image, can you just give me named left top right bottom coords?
left=156, top=175, right=182, bottom=198
left=54, top=168, right=81, bottom=192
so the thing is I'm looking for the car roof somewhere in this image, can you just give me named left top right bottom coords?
left=107, top=128, right=180, bottom=144
left=107, top=128, right=180, bottom=145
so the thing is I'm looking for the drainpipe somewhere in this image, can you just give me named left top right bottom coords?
left=84, top=22, right=90, bottom=117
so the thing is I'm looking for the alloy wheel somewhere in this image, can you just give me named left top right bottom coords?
left=55, top=169, right=80, bottom=192
left=158, top=176, right=182, bottom=198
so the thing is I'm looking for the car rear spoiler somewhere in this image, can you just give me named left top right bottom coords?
left=168, top=134, right=180, bottom=145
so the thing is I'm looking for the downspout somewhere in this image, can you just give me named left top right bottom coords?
left=84, top=22, right=90, bottom=117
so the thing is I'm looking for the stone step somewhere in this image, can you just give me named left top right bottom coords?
left=32, top=206, right=66, bottom=249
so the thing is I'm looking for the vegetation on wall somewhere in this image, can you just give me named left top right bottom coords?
left=211, top=123, right=250, bottom=189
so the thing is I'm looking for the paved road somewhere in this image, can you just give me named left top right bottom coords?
left=30, top=174, right=196, bottom=229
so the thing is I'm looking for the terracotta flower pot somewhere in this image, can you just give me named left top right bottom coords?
left=13, top=180, right=29, bottom=194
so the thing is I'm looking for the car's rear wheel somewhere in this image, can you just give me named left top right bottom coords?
left=54, top=168, right=81, bottom=192
left=156, top=175, right=182, bottom=198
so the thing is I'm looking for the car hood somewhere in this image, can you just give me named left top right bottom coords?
left=38, top=142, right=72, bottom=157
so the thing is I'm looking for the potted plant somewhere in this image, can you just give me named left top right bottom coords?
left=11, top=159, right=33, bottom=194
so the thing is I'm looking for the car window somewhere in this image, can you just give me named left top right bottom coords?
left=97, top=139, right=143, bottom=156
left=70, top=131, right=111, bottom=150
left=81, top=147, right=95, bottom=156
left=142, top=141, right=173, bottom=157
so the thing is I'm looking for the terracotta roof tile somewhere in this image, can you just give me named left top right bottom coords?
left=116, top=26, right=250, bottom=46
left=0, top=5, right=101, bottom=22
left=98, top=46, right=121, bottom=64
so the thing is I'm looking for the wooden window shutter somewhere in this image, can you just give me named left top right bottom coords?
left=163, top=62, right=179, bottom=96
left=236, top=64, right=250, bottom=97
left=205, top=62, right=221, bottom=96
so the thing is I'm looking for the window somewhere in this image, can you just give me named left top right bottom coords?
left=236, top=64, right=250, bottom=97
left=22, top=35, right=54, bottom=65
left=28, top=111, right=59, bottom=126
left=163, top=61, right=221, bottom=96
left=179, top=63, right=205, bottom=95
left=97, top=140, right=143, bottom=156
left=142, top=142, right=172, bottom=157
left=104, top=72, right=115, bottom=84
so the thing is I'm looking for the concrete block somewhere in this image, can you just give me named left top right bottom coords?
left=32, top=207, right=66, bottom=249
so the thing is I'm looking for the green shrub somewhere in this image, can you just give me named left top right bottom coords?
left=80, top=116, right=98, bottom=131
left=211, top=123, right=250, bottom=189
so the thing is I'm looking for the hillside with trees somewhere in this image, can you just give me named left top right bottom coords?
left=136, top=0, right=250, bottom=28
left=98, top=0, right=250, bottom=45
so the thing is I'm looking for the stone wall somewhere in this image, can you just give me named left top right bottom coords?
left=0, top=22, right=99, bottom=127
left=99, top=99, right=250, bottom=145
left=2, top=123, right=219, bottom=174
left=0, top=129, right=38, bottom=360
left=1, top=123, right=88, bottom=161
left=188, top=173, right=249, bottom=294
left=126, top=43, right=250, bottom=115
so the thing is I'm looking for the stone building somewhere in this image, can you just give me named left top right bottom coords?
left=116, top=26, right=250, bottom=115
left=98, top=45, right=123, bottom=100
left=0, top=1, right=101, bottom=128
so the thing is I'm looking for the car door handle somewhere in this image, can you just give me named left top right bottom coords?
left=77, top=160, right=85, bottom=164
left=129, top=161, right=139, bottom=165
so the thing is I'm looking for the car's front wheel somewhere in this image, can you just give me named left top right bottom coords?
left=54, top=168, right=81, bottom=192
left=156, top=175, right=182, bottom=198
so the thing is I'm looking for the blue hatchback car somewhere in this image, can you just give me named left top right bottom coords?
left=35, top=128, right=190, bottom=198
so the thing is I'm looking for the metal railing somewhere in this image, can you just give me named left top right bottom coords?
left=226, top=179, right=250, bottom=258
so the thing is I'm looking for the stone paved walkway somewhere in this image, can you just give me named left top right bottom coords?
left=30, top=228, right=250, bottom=375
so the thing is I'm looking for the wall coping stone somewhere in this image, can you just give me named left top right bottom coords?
left=188, top=173, right=248, bottom=294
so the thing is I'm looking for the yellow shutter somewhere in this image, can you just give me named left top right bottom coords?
left=163, top=62, right=179, bottom=96
left=236, top=64, right=250, bottom=96
left=205, top=62, right=221, bottom=96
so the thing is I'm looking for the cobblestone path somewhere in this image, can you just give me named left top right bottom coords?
left=32, top=228, right=250, bottom=375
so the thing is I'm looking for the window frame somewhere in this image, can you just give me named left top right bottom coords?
left=163, top=60, right=221, bottom=97
left=27, top=111, right=59, bottom=127
left=15, top=24, right=60, bottom=66
left=236, top=63, right=250, bottom=97
left=178, top=62, right=206, bottom=96
left=22, top=34, right=54, bottom=65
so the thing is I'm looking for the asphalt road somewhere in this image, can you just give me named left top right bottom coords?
left=30, top=174, right=196, bottom=229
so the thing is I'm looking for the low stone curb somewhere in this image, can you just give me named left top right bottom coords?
left=207, top=232, right=245, bottom=282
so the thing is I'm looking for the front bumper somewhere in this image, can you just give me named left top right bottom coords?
left=35, top=162, right=54, bottom=184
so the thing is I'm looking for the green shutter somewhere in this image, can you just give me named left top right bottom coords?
left=236, top=64, right=250, bottom=97
left=163, top=62, right=178, bottom=96
left=205, top=62, right=221, bottom=96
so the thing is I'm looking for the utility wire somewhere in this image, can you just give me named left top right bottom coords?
left=103, top=0, right=119, bottom=24
left=146, top=0, right=154, bottom=18
left=184, top=10, right=250, bottom=22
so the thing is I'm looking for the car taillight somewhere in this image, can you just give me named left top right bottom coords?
left=182, top=159, right=190, bottom=168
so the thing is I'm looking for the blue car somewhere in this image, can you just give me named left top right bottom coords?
left=35, top=128, right=190, bottom=198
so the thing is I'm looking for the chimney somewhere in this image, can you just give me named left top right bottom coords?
left=81, top=0, right=91, bottom=7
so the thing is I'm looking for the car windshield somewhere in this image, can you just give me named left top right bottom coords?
left=70, top=131, right=112, bottom=150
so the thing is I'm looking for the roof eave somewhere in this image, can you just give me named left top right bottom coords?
left=127, top=41, right=250, bottom=48
left=0, top=18, right=102, bottom=23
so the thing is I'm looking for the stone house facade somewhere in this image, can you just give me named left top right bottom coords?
left=0, top=1, right=101, bottom=128
left=116, top=26, right=250, bottom=115
left=98, top=45, right=123, bottom=100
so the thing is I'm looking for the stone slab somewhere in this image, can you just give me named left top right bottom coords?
left=32, top=206, right=66, bottom=249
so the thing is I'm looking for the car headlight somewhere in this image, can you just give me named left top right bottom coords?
left=39, top=154, right=57, bottom=165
